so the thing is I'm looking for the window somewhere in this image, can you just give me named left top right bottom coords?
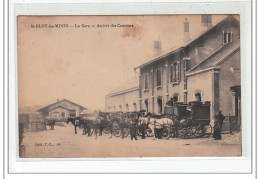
left=119, top=105, right=122, bottom=111
left=195, top=93, right=202, bottom=102
left=201, top=15, right=212, bottom=27
left=144, top=73, right=148, bottom=90
left=170, top=62, right=181, bottom=83
left=156, top=68, right=162, bottom=87
left=69, top=109, right=76, bottom=117
left=113, top=106, right=116, bottom=111
left=125, top=104, right=129, bottom=111
left=133, top=103, right=137, bottom=112
left=144, top=100, right=149, bottom=112
left=157, top=98, right=163, bottom=114
left=184, top=21, right=189, bottom=32
left=223, top=31, right=232, bottom=44
left=61, top=112, right=65, bottom=117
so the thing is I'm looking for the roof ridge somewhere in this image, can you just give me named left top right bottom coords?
left=214, top=44, right=240, bottom=66
left=135, top=15, right=239, bottom=69
left=186, top=45, right=226, bottom=73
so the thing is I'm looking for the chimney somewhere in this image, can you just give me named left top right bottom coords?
left=154, top=38, right=162, bottom=54
left=183, top=18, right=190, bottom=42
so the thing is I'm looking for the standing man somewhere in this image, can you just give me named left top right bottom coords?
left=215, top=111, right=225, bottom=132
left=130, top=115, right=138, bottom=140
left=119, top=112, right=125, bottom=139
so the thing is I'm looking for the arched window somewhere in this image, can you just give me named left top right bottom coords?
left=125, top=104, right=129, bottom=111
left=157, top=97, right=163, bottom=114
left=119, top=105, right=122, bottom=111
left=144, top=100, right=149, bottom=112
left=113, top=106, right=116, bottom=111
left=194, top=89, right=203, bottom=102
left=133, top=103, right=137, bottom=112
left=195, top=93, right=202, bottom=101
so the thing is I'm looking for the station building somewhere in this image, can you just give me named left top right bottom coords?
left=106, top=15, right=241, bottom=123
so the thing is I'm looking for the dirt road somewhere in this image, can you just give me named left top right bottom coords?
left=22, top=123, right=241, bottom=158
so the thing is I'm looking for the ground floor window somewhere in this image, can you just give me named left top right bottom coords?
left=144, top=100, right=149, bottom=112
left=133, top=103, right=137, bottom=111
left=157, top=98, right=163, bottom=114
left=61, top=112, right=65, bottom=117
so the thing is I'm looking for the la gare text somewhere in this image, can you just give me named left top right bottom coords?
left=30, top=24, right=134, bottom=28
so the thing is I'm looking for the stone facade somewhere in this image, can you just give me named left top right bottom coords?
left=135, top=15, right=240, bottom=122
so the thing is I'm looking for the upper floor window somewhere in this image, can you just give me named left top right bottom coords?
left=156, top=67, right=162, bottom=87
left=125, top=104, right=129, bottom=111
left=201, top=15, right=212, bottom=27
left=144, top=73, right=149, bottom=90
left=223, top=31, right=232, bottom=44
left=170, top=62, right=181, bottom=84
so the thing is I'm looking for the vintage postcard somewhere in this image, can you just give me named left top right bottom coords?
left=18, top=15, right=241, bottom=158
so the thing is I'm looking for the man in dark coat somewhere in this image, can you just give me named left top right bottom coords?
left=130, top=117, right=139, bottom=140
left=215, top=111, right=225, bottom=132
left=213, top=111, right=224, bottom=140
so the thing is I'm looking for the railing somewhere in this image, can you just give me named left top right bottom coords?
left=222, top=115, right=240, bottom=133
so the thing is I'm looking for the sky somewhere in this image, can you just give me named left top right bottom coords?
left=17, top=15, right=231, bottom=111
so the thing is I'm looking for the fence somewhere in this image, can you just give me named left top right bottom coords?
left=29, top=122, right=47, bottom=131
left=222, top=115, right=240, bottom=133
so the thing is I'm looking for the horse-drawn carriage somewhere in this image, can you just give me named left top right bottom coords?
left=164, top=101, right=212, bottom=139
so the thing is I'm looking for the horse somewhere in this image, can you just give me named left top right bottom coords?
left=140, top=115, right=177, bottom=140
left=67, top=117, right=83, bottom=134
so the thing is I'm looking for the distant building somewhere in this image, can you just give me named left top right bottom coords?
left=105, top=81, right=139, bottom=112
left=37, top=99, right=87, bottom=120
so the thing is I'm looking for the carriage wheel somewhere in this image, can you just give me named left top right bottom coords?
left=145, top=128, right=154, bottom=137
left=136, top=128, right=142, bottom=136
left=103, top=127, right=110, bottom=134
left=113, top=129, right=121, bottom=137
left=203, top=124, right=212, bottom=138
left=179, top=128, right=190, bottom=139
left=194, top=124, right=204, bottom=137
left=162, top=128, right=168, bottom=137
left=123, top=128, right=130, bottom=137
left=194, top=124, right=212, bottom=138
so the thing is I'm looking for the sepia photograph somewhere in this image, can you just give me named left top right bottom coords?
left=17, top=14, right=241, bottom=158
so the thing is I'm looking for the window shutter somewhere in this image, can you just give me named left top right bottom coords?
left=177, top=62, right=181, bottom=82
left=224, top=32, right=227, bottom=44
left=170, top=65, right=173, bottom=83
left=160, top=67, right=162, bottom=86
left=228, top=32, right=231, bottom=43
left=146, top=73, right=148, bottom=89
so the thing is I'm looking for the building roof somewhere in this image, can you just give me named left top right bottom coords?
left=186, top=40, right=240, bottom=76
left=134, top=15, right=239, bottom=70
left=106, top=80, right=139, bottom=97
left=36, top=99, right=87, bottom=113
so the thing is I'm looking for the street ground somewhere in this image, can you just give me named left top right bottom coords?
left=22, top=123, right=241, bottom=158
